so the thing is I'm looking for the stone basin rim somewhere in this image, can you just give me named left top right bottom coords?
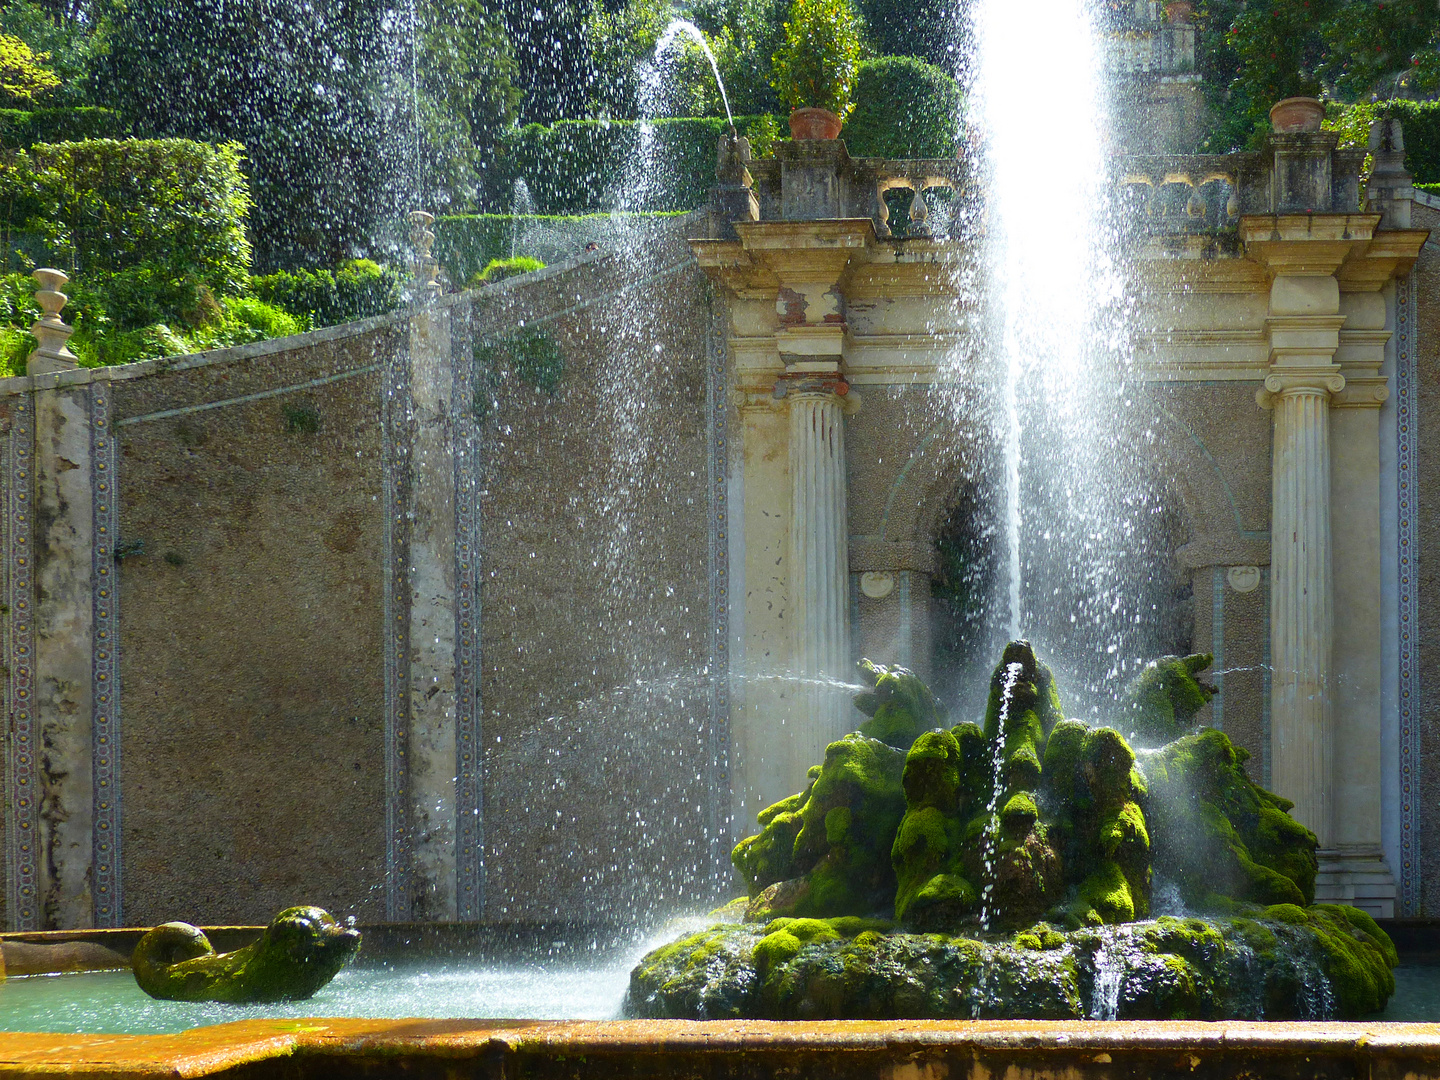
left=7, top=1018, right=1440, bottom=1076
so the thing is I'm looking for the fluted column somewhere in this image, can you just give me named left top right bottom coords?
left=1263, top=369, right=1342, bottom=841
left=789, top=389, right=851, bottom=756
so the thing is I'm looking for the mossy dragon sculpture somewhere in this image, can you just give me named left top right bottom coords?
left=131, top=905, right=361, bottom=1003
left=629, top=642, right=1396, bottom=1021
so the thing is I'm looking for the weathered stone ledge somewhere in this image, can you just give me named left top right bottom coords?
left=5, top=1018, right=1440, bottom=1078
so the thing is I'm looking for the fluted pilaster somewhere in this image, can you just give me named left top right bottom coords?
left=1263, top=369, right=1343, bottom=843
left=789, top=390, right=850, bottom=742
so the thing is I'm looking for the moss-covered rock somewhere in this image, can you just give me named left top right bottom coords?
left=1141, top=728, right=1318, bottom=909
left=703, top=643, right=1386, bottom=1021
left=891, top=724, right=989, bottom=928
left=1122, top=653, right=1216, bottom=743
left=1043, top=721, right=1151, bottom=928
left=131, top=906, right=360, bottom=1003
left=628, top=909, right=1394, bottom=1021
left=734, top=732, right=907, bottom=919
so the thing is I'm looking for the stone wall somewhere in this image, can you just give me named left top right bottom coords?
left=468, top=230, right=726, bottom=920
left=112, top=328, right=397, bottom=927
left=0, top=217, right=727, bottom=931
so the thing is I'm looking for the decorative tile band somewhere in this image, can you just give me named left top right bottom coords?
left=382, top=340, right=414, bottom=921
left=453, top=301, right=484, bottom=921
left=1396, top=272, right=1419, bottom=917
left=90, top=385, right=121, bottom=927
left=1211, top=565, right=1224, bottom=731
left=1261, top=566, right=1271, bottom=790
left=705, top=288, right=732, bottom=880
left=4, top=393, right=38, bottom=930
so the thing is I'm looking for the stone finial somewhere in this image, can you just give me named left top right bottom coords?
left=27, top=268, right=80, bottom=375
left=408, top=210, right=441, bottom=300
left=1366, top=117, right=1413, bottom=229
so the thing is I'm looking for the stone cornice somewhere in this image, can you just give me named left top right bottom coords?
left=1335, top=229, right=1430, bottom=291
left=1241, top=214, right=1379, bottom=277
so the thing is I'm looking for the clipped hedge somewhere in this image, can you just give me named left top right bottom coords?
left=0, top=138, right=252, bottom=294
left=500, top=115, right=779, bottom=214
left=0, top=108, right=123, bottom=149
left=844, top=57, right=962, bottom=160
left=433, top=212, right=683, bottom=284
left=251, top=259, right=403, bottom=329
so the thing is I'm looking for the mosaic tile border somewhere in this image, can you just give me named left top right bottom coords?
left=3, top=393, right=37, bottom=930
left=705, top=288, right=732, bottom=879
left=453, top=301, right=484, bottom=921
left=1396, top=272, right=1419, bottom=917
left=382, top=342, right=414, bottom=921
left=90, top=385, right=121, bottom=927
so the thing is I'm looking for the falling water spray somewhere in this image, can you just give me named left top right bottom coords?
left=969, top=0, right=1111, bottom=647
left=655, top=20, right=738, bottom=136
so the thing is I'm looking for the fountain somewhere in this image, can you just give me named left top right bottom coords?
left=627, top=643, right=1397, bottom=1020
left=0, top=0, right=1435, bottom=1057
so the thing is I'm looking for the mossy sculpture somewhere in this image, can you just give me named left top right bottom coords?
left=131, top=906, right=361, bottom=1003
left=629, top=642, right=1396, bottom=1021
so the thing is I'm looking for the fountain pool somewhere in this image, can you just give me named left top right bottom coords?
left=1, top=954, right=1437, bottom=1036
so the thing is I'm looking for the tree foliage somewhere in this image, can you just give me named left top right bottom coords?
left=92, top=0, right=407, bottom=269
left=417, top=0, right=523, bottom=211
left=1197, top=0, right=1440, bottom=151
left=0, top=33, right=61, bottom=107
left=0, top=138, right=252, bottom=290
left=770, top=0, right=867, bottom=117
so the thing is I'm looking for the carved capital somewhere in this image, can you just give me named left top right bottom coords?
left=1256, top=367, right=1345, bottom=409
left=1331, top=376, right=1389, bottom=409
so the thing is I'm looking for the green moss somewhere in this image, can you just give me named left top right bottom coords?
left=1143, top=729, right=1318, bottom=910
left=1074, top=860, right=1137, bottom=924
left=854, top=659, right=946, bottom=750
left=131, top=907, right=360, bottom=1003
left=1122, top=653, right=1216, bottom=742
left=1002, top=791, right=1038, bottom=826
left=734, top=731, right=907, bottom=919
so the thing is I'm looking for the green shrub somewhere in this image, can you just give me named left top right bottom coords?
left=1, top=266, right=303, bottom=372
left=769, top=0, right=866, bottom=119
left=844, top=57, right=961, bottom=159
left=251, top=259, right=403, bottom=328
left=0, top=138, right=252, bottom=293
left=190, top=297, right=304, bottom=351
left=0, top=322, right=30, bottom=376
left=499, top=114, right=780, bottom=214
left=0, top=107, right=123, bottom=148
left=470, top=256, right=544, bottom=286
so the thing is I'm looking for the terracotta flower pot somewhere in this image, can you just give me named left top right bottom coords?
left=789, top=107, right=843, bottom=140
left=1269, top=97, right=1325, bottom=134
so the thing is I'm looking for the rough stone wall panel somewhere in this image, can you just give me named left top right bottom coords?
left=472, top=246, right=718, bottom=919
left=112, top=332, right=396, bottom=926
